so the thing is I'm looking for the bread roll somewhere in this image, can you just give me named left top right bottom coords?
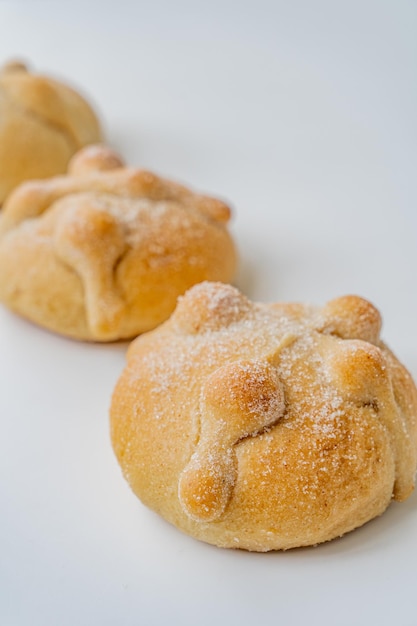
left=110, top=282, right=417, bottom=551
left=0, top=147, right=237, bottom=341
left=0, top=60, right=102, bottom=204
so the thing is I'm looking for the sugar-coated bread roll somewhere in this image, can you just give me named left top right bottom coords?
left=0, top=60, right=102, bottom=204
left=110, top=282, right=417, bottom=551
left=0, top=147, right=237, bottom=341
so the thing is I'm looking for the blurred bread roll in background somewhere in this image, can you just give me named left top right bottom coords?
left=0, top=146, right=237, bottom=341
left=0, top=60, right=102, bottom=204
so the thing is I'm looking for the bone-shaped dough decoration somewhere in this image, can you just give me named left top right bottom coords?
left=179, top=359, right=285, bottom=522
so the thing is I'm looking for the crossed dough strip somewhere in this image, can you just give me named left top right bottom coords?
left=0, top=60, right=102, bottom=204
left=110, top=282, right=417, bottom=551
left=0, top=146, right=237, bottom=340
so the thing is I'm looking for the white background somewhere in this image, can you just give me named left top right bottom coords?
left=0, top=1, right=416, bottom=625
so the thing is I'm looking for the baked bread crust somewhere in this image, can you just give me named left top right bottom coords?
left=110, top=282, right=417, bottom=551
left=0, top=60, right=102, bottom=204
left=0, top=147, right=237, bottom=341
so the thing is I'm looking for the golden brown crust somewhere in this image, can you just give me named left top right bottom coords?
left=0, top=147, right=237, bottom=341
left=110, top=282, right=417, bottom=551
left=0, top=60, right=102, bottom=204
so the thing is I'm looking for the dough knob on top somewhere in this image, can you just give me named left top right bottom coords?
left=172, top=281, right=251, bottom=334
left=319, top=295, right=382, bottom=344
left=68, top=144, right=125, bottom=175
left=1, top=60, right=28, bottom=74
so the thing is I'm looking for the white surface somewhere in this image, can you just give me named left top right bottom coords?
left=1, top=2, right=417, bottom=625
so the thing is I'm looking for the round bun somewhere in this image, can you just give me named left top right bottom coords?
left=0, top=147, right=237, bottom=341
left=110, top=282, right=417, bottom=551
left=0, top=60, right=102, bottom=204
